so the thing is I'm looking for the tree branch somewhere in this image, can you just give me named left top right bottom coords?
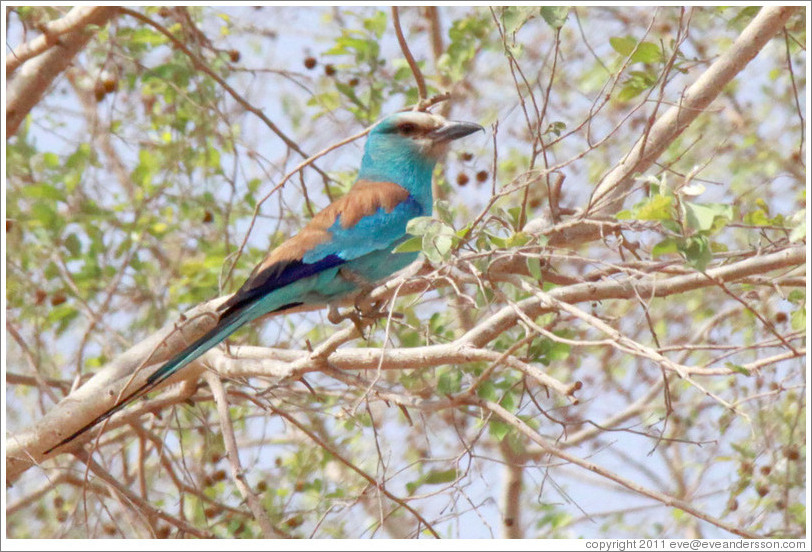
left=204, top=372, right=286, bottom=538
left=6, top=6, right=118, bottom=138
left=391, top=7, right=428, bottom=105
left=117, top=7, right=329, bottom=181
left=478, top=398, right=762, bottom=538
left=6, top=7, right=108, bottom=76
left=7, top=244, right=802, bottom=482
left=523, top=5, right=800, bottom=245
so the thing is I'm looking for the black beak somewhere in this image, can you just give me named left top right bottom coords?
left=428, top=120, right=484, bottom=143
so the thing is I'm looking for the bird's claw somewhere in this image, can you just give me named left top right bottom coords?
left=354, top=292, right=382, bottom=317
left=327, top=300, right=403, bottom=340
left=327, top=305, right=371, bottom=338
left=327, top=304, right=348, bottom=325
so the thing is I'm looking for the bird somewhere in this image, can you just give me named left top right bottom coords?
left=46, top=111, right=483, bottom=453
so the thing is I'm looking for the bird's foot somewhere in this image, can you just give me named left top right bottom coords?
left=327, top=302, right=403, bottom=340
left=328, top=304, right=371, bottom=337
left=336, top=266, right=390, bottom=320
left=354, top=292, right=382, bottom=317
left=330, top=268, right=405, bottom=339
left=327, top=304, right=350, bottom=325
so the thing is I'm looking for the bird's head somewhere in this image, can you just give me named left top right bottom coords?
left=369, top=111, right=483, bottom=159
left=359, top=111, right=483, bottom=185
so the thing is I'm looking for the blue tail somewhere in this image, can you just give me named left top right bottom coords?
left=44, top=301, right=299, bottom=454
left=145, top=308, right=253, bottom=388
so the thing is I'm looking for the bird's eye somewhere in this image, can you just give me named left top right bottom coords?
left=398, top=123, right=417, bottom=135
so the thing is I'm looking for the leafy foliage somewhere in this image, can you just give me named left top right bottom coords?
left=5, top=5, right=806, bottom=540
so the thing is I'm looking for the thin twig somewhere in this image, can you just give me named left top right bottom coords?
left=476, top=399, right=762, bottom=538
left=262, top=401, right=442, bottom=538
left=204, top=372, right=287, bottom=538
left=117, top=8, right=329, bottom=182
left=391, top=7, right=428, bottom=106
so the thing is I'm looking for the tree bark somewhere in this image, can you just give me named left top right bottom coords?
left=6, top=6, right=119, bottom=138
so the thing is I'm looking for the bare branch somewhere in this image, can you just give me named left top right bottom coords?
left=204, top=372, right=286, bottom=538
left=6, top=7, right=110, bottom=76
left=478, top=399, right=762, bottom=538
left=391, top=7, right=428, bottom=105
left=6, top=6, right=118, bottom=137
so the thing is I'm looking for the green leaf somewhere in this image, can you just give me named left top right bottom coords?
left=405, top=480, right=419, bottom=495
left=146, top=62, right=188, bottom=83
left=362, top=11, right=387, bottom=37
left=30, top=202, right=59, bottom=228
left=610, top=36, right=636, bottom=57
left=506, top=232, right=532, bottom=248
left=502, top=6, right=533, bottom=35
left=48, top=303, right=79, bottom=334
left=526, top=257, right=542, bottom=281
left=617, top=70, right=658, bottom=101
left=307, top=90, right=341, bottom=112
left=423, top=468, right=457, bottom=485
left=791, top=306, right=806, bottom=331
left=548, top=340, right=571, bottom=362
left=789, top=208, right=806, bottom=242
left=247, top=178, right=262, bottom=193
left=744, top=208, right=770, bottom=226
left=150, top=222, right=169, bottom=237
left=484, top=232, right=508, bottom=249
left=437, top=368, right=462, bottom=394
left=434, top=199, right=454, bottom=223
left=636, top=194, right=674, bottom=221
left=438, top=13, right=490, bottom=81
left=683, top=202, right=734, bottom=233
left=488, top=420, right=511, bottom=441
left=393, top=64, right=413, bottom=82
left=22, top=183, right=66, bottom=202
left=392, top=236, right=423, bottom=254
left=422, top=237, right=442, bottom=263
left=709, top=241, right=728, bottom=253
left=631, top=41, right=662, bottom=63
left=540, top=7, right=568, bottom=29
left=506, top=206, right=523, bottom=228
left=683, top=202, right=718, bottom=232
left=131, top=27, right=168, bottom=47
left=725, top=362, right=751, bottom=376
left=406, top=468, right=458, bottom=495
left=678, top=235, right=712, bottom=271
left=477, top=380, right=497, bottom=401
left=64, top=233, right=82, bottom=257
left=335, top=81, right=365, bottom=110
left=409, top=218, right=458, bottom=263
left=652, top=238, right=679, bottom=257
left=43, top=152, right=60, bottom=168
left=406, top=216, right=435, bottom=236
left=610, top=37, right=661, bottom=63
left=755, top=198, right=771, bottom=214
left=500, top=391, right=517, bottom=412
left=618, top=84, right=643, bottom=102
left=433, top=234, right=453, bottom=257
left=731, top=442, right=756, bottom=458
